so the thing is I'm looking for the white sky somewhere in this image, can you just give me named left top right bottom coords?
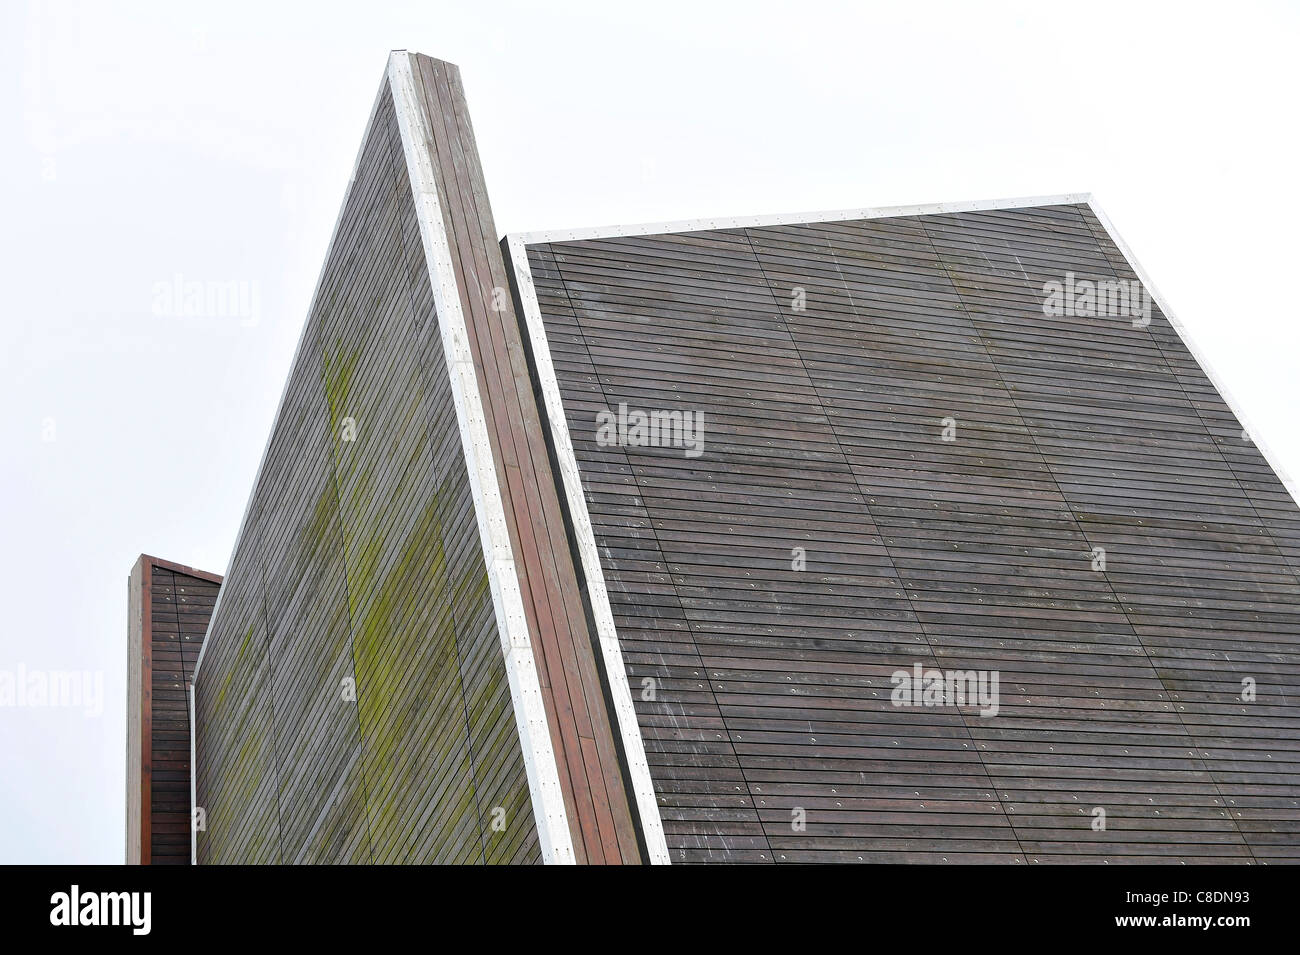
left=1, top=0, right=1297, bottom=863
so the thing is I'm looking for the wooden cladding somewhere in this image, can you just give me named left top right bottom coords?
left=515, top=203, right=1300, bottom=863
left=179, top=50, right=1298, bottom=865
left=126, top=555, right=221, bottom=864
left=401, top=55, right=639, bottom=863
left=191, top=53, right=649, bottom=864
left=193, top=66, right=546, bottom=864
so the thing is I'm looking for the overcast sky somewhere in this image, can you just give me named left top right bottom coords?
left=2, top=0, right=1297, bottom=864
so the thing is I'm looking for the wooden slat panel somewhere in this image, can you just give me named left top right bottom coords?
left=192, top=64, right=542, bottom=865
left=524, top=201, right=1300, bottom=863
left=126, top=555, right=221, bottom=864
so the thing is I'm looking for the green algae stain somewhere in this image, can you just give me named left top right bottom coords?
left=321, top=341, right=359, bottom=440
left=216, top=622, right=256, bottom=708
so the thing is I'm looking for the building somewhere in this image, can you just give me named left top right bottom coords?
left=127, top=51, right=1300, bottom=864
left=125, top=555, right=221, bottom=864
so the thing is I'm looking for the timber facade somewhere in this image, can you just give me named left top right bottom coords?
left=126, top=555, right=221, bottom=864
left=506, top=203, right=1300, bottom=863
left=132, top=51, right=1300, bottom=864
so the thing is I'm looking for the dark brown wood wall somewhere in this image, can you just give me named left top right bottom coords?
left=404, top=55, right=640, bottom=863
left=520, top=202, right=1300, bottom=863
left=126, top=555, right=221, bottom=864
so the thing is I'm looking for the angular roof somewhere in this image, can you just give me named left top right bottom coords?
left=504, top=198, right=1300, bottom=862
left=186, top=50, right=1300, bottom=864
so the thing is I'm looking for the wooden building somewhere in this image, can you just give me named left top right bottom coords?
left=135, top=51, right=1300, bottom=864
left=126, top=555, right=221, bottom=864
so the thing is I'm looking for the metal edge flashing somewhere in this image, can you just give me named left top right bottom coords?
left=388, top=52, right=575, bottom=864
left=192, top=66, right=396, bottom=687
left=1086, top=199, right=1300, bottom=511
left=188, top=681, right=197, bottom=865
left=504, top=234, right=672, bottom=864
left=513, top=192, right=1093, bottom=245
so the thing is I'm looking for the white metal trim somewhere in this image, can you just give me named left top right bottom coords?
left=188, top=681, right=197, bottom=865
left=505, top=234, right=673, bottom=864
left=1087, top=199, right=1300, bottom=508
left=193, top=63, right=396, bottom=685
left=388, top=52, right=575, bottom=865
left=512, top=192, right=1092, bottom=246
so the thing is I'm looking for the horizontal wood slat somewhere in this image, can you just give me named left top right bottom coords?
left=126, top=555, right=221, bottom=864
left=520, top=202, right=1300, bottom=864
left=192, top=61, right=541, bottom=865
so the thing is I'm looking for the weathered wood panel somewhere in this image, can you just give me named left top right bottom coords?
left=517, top=201, right=1300, bottom=863
left=400, top=55, right=640, bottom=862
left=126, top=555, right=221, bottom=864
left=193, top=60, right=541, bottom=864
